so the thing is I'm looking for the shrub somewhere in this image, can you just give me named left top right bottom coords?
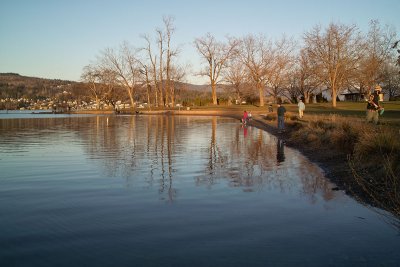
left=349, top=126, right=400, bottom=218
left=287, top=114, right=399, bottom=219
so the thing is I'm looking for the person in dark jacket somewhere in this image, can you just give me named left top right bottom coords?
left=277, top=103, right=286, bottom=133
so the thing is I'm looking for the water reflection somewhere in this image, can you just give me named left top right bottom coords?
left=276, top=139, right=285, bottom=164
left=1, top=115, right=400, bottom=266
left=0, top=115, right=332, bottom=204
left=242, top=124, right=248, bottom=137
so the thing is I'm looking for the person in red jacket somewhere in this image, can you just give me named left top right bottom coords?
left=242, top=110, right=248, bottom=125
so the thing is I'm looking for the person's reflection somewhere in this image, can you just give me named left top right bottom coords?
left=277, top=139, right=285, bottom=164
left=242, top=124, right=248, bottom=137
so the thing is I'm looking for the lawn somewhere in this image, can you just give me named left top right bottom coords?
left=215, top=101, right=400, bottom=127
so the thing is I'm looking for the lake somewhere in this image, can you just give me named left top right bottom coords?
left=0, top=113, right=399, bottom=267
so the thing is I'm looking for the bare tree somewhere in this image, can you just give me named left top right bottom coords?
left=292, top=48, right=321, bottom=103
left=304, top=23, right=363, bottom=107
left=268, top=36, right=297, bottom=103
left=99, top=68, right=119, bottom=109
left=194, top=33, right=239, bottom=105
left=99, top=42, right=140, bottom=109
left=357, top=20, right=397, bottom=94
left=168, top=63, right=186, bottom=106
left=394, top=40, right=400, bottom=72
left=81, top=64, right=103, bottom=109
left=137, top=61, right=153, bottom=110
left=163, top=16, right=180, bottom=107
left=140, top=16, right=180, bottom=108
left=381, top=61, right=400, bottom=100
left=156, top=27, right=165, bottom=107
left=223, top=56, right=247, bottom=104
left=239, top=34, right=273, bottom=106
left=142, top=34, right=159, bottom=106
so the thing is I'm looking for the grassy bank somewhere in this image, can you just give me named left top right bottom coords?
left=260, top=111, right=400, bottom=225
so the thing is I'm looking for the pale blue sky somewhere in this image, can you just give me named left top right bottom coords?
left=1, top=0, right=399, bottom=84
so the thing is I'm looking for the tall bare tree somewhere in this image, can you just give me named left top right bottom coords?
left=223, top=56, right=247, bottom=104
left=357, top=20, right=397, bottom=94
left=292, top=48, right=321, bottom=103
left=304, top=23, right=363, bottom=107
left=81, top=64, right=103, bottom=109
left=156, top=28, right=165, bottom=107
left=137, top=61, right=153, bottom=109
left=142, top=34, right=159, bottom=106
left=394, top=40, right=400, bottom=72
left=268, top=36, right=297, bottom=103
left=99, top=42, right=140, bottom=108
left=194, top=33, right=239, bottom=105
left=99, top=68, right=119, bottom=109
left=163, top=16, right=179, bottom=107
left=381, top=61, right=400, bottom=100
left=168, top=64, right=186, bottom=106
left=239, top=34, right=273, bottom=106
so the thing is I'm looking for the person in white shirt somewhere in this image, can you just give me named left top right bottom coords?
left=298, top=99, right=305, bottom=118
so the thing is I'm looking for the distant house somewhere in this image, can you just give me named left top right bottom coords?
left=341, top=88, right=390, bottom=102
left=340, top=88, right=365, bottom=102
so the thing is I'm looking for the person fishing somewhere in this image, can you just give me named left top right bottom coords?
left=366, top=85, right=383, bottom=124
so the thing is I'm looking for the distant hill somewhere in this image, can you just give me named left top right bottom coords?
left=185, top=83, right=210, bottom=92
left=0, top=72, right=215, bottom=92
left=0, top=73, right=76, bottom=99
left=0, top=72, right=225, bottom=101
left=0, top=72, right=74, bottom=88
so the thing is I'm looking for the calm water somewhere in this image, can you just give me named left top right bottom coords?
left=0, top=114, right=399, bottom=267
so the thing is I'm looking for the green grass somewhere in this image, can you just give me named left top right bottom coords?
left=190, top=101, right=400, bottom=127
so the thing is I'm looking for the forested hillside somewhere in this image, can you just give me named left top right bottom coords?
left=0, top=73, right=75, bottom=100
left=0, top=73, right=223, bottom=110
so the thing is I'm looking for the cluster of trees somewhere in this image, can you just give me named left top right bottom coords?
left=82, top=18, right=399, bottom=109
left=81, top=16, right=187, bottom=110
left=195, top=20, right=400, bottom=107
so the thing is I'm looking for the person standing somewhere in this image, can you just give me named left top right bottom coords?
left=366, top=85, right=382, bottom=124
left=242, top=110, right=248, bottom=125
left=277, top=103, right=286, bottom=133
left=298, top=99, right=305, bottom=118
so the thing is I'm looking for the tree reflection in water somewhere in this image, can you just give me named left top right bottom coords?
left=92, top=115, right=336, bottom=205
left=1, top=114, right=399, bottom=230
left=2, top=114, right=400, bottom=267
left=0, top=115, right=336, bottom=204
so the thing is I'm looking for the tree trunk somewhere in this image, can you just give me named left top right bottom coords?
left=257, top=83, right=264, bottom=106
left=332, top=86, right=337, bottom=107
left=304, top=91, right=310, bottom=104
left=211, top=80, right=217, bottom=105
left=170, top=80, right=175, bottom=107
left=127, top=87, right=135, bottom=109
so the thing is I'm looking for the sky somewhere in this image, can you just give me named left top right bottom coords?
left=1, top=0, right=399, bottom=85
